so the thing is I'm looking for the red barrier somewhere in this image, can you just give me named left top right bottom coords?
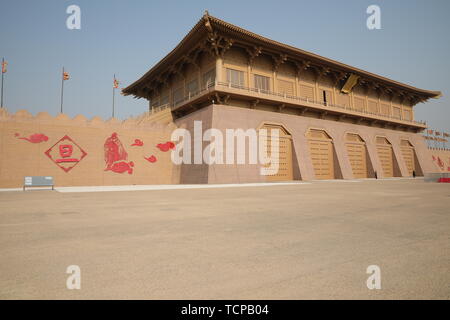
left=437, top=178, right=450, bottom=183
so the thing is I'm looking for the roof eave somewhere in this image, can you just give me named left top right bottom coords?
left=122, top=15, right=208, bottom=95
left=123, top=14, right=442, bottom=101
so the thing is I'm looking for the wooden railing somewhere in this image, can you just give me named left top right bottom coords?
left=152, top=81, right=427, bottom=127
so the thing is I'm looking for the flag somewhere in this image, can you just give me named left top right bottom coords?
left=444, top=132, right=450, bottom=137
left=113, top=77, right=119, bottom=89
left=435, top=131, right=441, bottom=136
left=1, top=60, right=7, bottom=73
left=427, top=129, right=434, bottom=135
left=63, top=71, right=70, bottom=80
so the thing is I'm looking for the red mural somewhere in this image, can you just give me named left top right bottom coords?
left=144, top=155, right=157, bottom=163
left=109, top=161, right=134, bottom=174
left=45, top=135, right=87, bottom=172
left=131, top=139, right=144, bottom=147
left=16, top=133, right=49, bottom=143
left=104, top=132, right=134, bottom=174
left=156, top=141, right=175, bottom=152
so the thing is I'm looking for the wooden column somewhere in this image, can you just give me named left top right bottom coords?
left=216, top=57, right=223, bottom=84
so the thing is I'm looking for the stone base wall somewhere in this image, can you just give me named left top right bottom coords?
left=175, top=104, right=436, bottom=183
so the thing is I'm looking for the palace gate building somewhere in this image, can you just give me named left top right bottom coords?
left=123, top=13, right=441, bottom=184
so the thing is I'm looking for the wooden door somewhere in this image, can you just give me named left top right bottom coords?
left=400, top=140, right=415, bottom=176
left=260, top=124, right=293, bottom=181
left=376, top=137, right=394, bottom=177
left=308, top=129, right=334, bottom=180
left=346, top=133, right=367, bottom=178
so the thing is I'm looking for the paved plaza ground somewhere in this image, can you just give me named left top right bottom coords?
left=0, top=178, right=449, bottom=299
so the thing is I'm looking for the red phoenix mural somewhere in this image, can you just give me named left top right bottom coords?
left=104, top=132, right=134, bottom=174
left=144, top=155, right=157, bottom=163
left=131, top=139, right=144, bottom=147
left=156, top=141, right=175, bottom=152
left=45, top=135, right=87, bottom=172
left=16, top=133, right=49, bottom=143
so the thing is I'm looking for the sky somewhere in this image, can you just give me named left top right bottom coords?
left=0, top=0, right=449, bottom=132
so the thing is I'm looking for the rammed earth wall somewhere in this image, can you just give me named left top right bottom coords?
left=0, top=108, right=178, bottom=188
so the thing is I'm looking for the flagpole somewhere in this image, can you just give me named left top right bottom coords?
left=1, top=58, right=4, bottom=108
left=112, top=74, right=115, bottom=118
left=60, top=67, right=65, bottom=113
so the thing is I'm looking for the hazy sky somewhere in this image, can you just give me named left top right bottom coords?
left=1, top=0, right=449, bottom=132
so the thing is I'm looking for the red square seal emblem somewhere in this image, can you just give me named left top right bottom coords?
left=45, top=135, right=87, bottom=172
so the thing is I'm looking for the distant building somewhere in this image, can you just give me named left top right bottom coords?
left=123, top=12, right=442, bottom=183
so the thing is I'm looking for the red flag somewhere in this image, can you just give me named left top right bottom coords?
left=427, top=129, right=434, bottom=135
left=1, top=60, right=7, bottom=73
left=63, top=71, right=70, bottom=80
left=113, top=78, right=119, bottom=89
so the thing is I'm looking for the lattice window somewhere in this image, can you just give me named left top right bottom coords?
left=172, top=87, right=184, bottom=104
left=186, top=78, right=199, bottom=97
left=254, top=74, right=270, bottom=91
left=368, top=100, right=378, bottom=113
left=227, top=68, right=245, bottom=87
left=277, top=79, right=294, bottom=96
left=321, top=90, right=333, bottom=105
left=202, top=69, right=216, bottom=89
left=403, top=108, right=412, bottom=120
left=380, top=103, right=390, bottom=116
left=160, top=94, right=169, bottom=106
left=337, top=93, right=351, bottom=108
left=354, top=97, right=365, bottom=111
left=299, top=84, right=314, bottom=101
left=393, top=106, right=402, bottom=119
